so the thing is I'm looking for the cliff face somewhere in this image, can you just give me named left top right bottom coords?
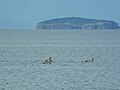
left=36, top=17, right=119, bottom=29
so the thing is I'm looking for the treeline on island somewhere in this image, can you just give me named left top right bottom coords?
left=36, top=17, right=119, bottom=29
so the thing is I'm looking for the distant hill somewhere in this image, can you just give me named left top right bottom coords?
left=36, top=17, right=119, bottom=29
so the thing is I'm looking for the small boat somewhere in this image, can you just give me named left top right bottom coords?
left=85, top=58, right=94, bottom=62
left=43, top=57, right=53, bottom=64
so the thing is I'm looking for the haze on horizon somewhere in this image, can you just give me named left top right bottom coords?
left=0, top=0, right=119, bottom=29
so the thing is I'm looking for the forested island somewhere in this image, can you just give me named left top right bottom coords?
left=36, top=17, right=119, bottom=29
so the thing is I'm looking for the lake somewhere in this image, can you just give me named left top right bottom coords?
left=0, top=29, right=120, bottom=90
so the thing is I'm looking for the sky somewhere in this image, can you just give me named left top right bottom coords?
left=0, top=0, right=120, bottom=29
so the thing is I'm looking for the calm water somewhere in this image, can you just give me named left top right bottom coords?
left=0, top=29, right=120, bottom=45
left=0, top=29, right=120, bottom=90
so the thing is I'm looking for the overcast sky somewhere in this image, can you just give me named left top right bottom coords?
left=0, top=0, right=119, bottom=29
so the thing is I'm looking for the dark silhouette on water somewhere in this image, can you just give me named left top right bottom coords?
left=85, top=58, right=94, bottom=62
left=43, top=57, right=53, bottom=64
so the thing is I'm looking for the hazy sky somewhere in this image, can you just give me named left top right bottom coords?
left=0, top=0, right=119, bottom=29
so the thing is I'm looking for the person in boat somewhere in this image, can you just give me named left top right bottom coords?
left=48, top=57, right=53, bottom=62
left=43, top=57, right=53, bottom=64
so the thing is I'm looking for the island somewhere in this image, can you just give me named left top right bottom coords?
left=36, top=17, right=119, bottom=29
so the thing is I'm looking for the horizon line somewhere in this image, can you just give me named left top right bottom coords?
left=0, top=44, right=120, bottom=47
